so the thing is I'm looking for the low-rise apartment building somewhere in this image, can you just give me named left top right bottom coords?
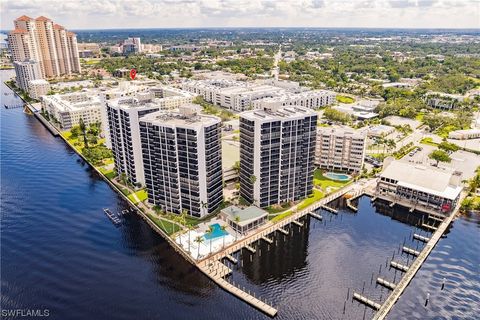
left=41, top=92, right=102, bottom=129
left=253, top=90, right=336, bottom=110
left=28, top=79, right=50, bottom=99
left=315, top=127, right=366, bottom=173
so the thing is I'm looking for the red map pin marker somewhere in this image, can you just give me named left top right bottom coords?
left=130, top=69, right=137, bottom=80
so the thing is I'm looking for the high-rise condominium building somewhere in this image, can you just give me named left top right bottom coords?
left=139, top=105, right=223, bottom=217
left=239, top=106, right=317, bottom=208
left=315, top=128, right=366, bottom=173
left=106, top=97, right=160, bottom=187
left=8, top=15, right=81, bottom=78
left=13, top=60, right=42, bottom=91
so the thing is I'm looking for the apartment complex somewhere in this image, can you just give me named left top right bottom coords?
left=253, top=90, right=336, bottom=110
left=13, top=60, right=42, bottom=91
left=28, top=79, right=50, bottom=99
left=101, top=84, right=194, bottom=149
left=239, top=106, right=317, bottom=208
left=41, top=92, right=102, bottom=129
left=183, top=79, right=335, bottom=112
left=106, top=96, right=161, bottom=186
left=139, top=105, right=223, bottom=217
left=8, top=15, right=81, bottom=78
left=376, top=160, right=463, bottom=215
left=315, top=127, right=366, bottom=173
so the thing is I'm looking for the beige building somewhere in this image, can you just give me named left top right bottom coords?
left=28, top=79, right=51, bottom=99
left=315, top=127, right=366, bottom=173
left=42, top=92, right=102, bottom=129
left=8, top=15, right=81, bottom=78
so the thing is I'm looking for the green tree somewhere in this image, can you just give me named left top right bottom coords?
left=429, top=149, right=452, bottom=166
left=194, top=236, right=204, bottom=259
left=79, top=118, right=88, bottom=148
left=438, top=141, right=460, bottom=153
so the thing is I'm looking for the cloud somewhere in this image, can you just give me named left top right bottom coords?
left=1, top=0, right=479, bottom=29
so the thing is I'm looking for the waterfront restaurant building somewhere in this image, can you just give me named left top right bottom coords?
left=139, top=105, right=223, bottom=217
left=220, top=205, right=268, bottom=235
left=376, top=159, right=463, bottom=215
left=239, top=105, right=317, bottom=208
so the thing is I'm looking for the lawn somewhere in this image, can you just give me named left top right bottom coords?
left=146, top=213, right=181, bottom=235
left=270, top=189, right=325, bottom=223
left=420, top=137, right=439, bottom=146
left=436, top=125, right=457, bottom=139
left=265, top=202, right=293, bottom=214
left=297, top=189, right=324, bottom=211
left=127, top=189, right=148, bottom=204
left=336, top=95, right=355, bottom=104
left=313, top=169, right=351, bottom=192
left=415, top=113, right=424, bottom=121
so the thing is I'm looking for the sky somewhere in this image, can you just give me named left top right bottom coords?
left=1, top=0, right=479, bottom=30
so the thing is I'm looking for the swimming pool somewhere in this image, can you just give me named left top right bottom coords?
left=324, top=172, right=351, bottom=181
left=204, top=223, right=229, bottom=240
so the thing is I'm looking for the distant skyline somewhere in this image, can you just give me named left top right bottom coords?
left=1, top=0, right=479, bottom=30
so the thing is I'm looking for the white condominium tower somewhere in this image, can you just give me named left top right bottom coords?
left=239, top=106, right=317, bottom=208
left=139, top=105, right=223, bottom=217
left=8, top=15, right=81, bottom=78
left=315, top=128, right=366, bottom=173
left=106, top=97, right=161, bottom=186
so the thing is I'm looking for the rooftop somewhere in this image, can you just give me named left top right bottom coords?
left=241, top=105, right=316, bottom=121
left=221, top=205, right=268, bottom=226
left=15, top=15, right=33, bottom=21
left=381, top=161, right=463, bottom=200
left=140, top=105, right=221, bottom=129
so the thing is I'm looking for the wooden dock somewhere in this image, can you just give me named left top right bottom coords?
left=377, top=277, right=396, bottom=290
left=103, top=208, right=121, bottom=225
left=194, top=184, right=357, bottom=317
left=261, top=236, right=273, bottom=244
left=413, top=233, right=430, bottom=243
left=353, top=292, right=381, bottom=310
left=421, top=223, right=437, bottom=231
left=226, top=254, right=238, bottom=264
left=292, top=220, right=304, bottom=227
left=373, top=202, right=460, bottom=320
left=390, top=261, right=409, bottom=272
left=309, top=212, right=323, bottom=220
left=402, top=246, right=420, bottom=257
left=321, top=204, right=338, bottom=214
left=198, top=260, right=277, bottom=316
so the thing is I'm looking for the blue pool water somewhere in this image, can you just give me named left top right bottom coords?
left=324, top=172, right=351, bottom=181
left=204, top=223, right=229, bottom=240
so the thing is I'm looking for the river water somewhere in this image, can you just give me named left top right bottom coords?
left=1, top=70, right=478, bottom=320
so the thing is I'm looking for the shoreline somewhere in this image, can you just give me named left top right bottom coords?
left=4, top=79, right=196, bottom=264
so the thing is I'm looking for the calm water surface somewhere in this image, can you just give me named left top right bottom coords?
left=1, top=70, right=478, bottom=320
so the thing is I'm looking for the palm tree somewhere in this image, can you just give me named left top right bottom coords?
left=207, top=225, right=215, bottom=254
left=387, top=139, right=396, bottom=152
left=234, top=215, right=241, bottom=241
left=221, top=224, right=227, bottom=248
left=180, top=209, right=188, bottom=228
left=200, top=201, right=208, bottom=216
left=79, top=118, right=88, bottom=148
left=187, top=224, right=194, bottom=253
left=194, top=236, right=204, bottom=259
